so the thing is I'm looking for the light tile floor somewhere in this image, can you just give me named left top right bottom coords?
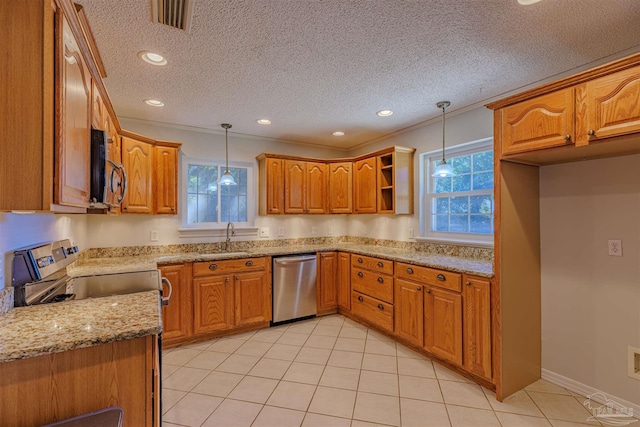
left=162, top=315, right=601, bottom=427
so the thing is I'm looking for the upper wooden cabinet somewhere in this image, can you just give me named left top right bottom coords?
left=329, top=162, right=353, bottom=214
left=154, top=144, right=178, bottom=214
left=122, top=136, right=154, bottom=214
left=499, top=89, right=575, bottom=155
left=284, top=160, right=327, bottom=214
left=377, top=148, right=414, bottom=214
left=353, top=157, right=377, bottom=214
left=578, top=64, right=640, bottom=144
left=55, top=13, right=92, bottom=209
left=258, top=157, right=285, bottom=215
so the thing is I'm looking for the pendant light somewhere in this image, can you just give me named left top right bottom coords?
left=219, top=123, right=237, bottom=186
left=432, top=101, right=456, bottom=178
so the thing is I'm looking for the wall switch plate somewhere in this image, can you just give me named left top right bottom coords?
left=311, top=226, right=317, bottom=236
left=150, top=230, right=159, bottom=242
left=328, top=226, right=334, bottom=235
left=278, top=227, right=284, bottom=237
left=408, top=228, right=414, bottom=239
left=259, top=228, right=269, bottom=238
left=608, top=239, right=623, bottom=256
left=362, top=226, right=368, bottom=236
left=628, top=346, right=640, bottom=380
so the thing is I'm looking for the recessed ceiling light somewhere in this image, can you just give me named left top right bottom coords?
left=517, top=0, right=541, bottom=4
left=256, top=119, right=272, bottom=125
left=144, top=99, right=165, bottom=107
left=138, top=51, right=167, bottom=66
left=377, top=109, right=394, bottom=117
left=332, top=131, right=345, bottom=136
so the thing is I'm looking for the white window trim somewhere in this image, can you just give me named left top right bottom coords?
left=419, top=137, right=494, bottom=247
left=179, top=156, right=256, bottom=233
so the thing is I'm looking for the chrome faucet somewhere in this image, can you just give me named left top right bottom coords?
left=225, top=222, right=235, bottom=251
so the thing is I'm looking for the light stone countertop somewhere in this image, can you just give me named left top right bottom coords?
left=70, top=243, right=493, bottom=278
left=0, top=291, right=162, bottom=363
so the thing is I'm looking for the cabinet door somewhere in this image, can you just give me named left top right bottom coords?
left=394, top=278, right=424, bottom=347
left=264, top=157, right=284, bottom=214
left=284, top=160, right=306, bottom=214
left=582, top=65, right=640, bottom=142
left=91, top=82, right=105, bottom=130
left=159, top=264, right=192, bottom=344
left=55, top=14, right=91, bottom=208
left=424, top=287, right=462, bottom=366
left=463, top=277, right=492, bottom=379
left=121, top=136, right=154, bottom=214
left=317, top=252, right=338, bottom=314
left=500, top=88, right=574, bottom=155
left=234, top=270, right=271, bottom=326
left=154, top=145, right=178, bottom=214
left=353, top=157, right=377, bottom=213
left=193, top=275, right=234, bottom=334
left=329, top=162, right=353, bottom=214
left=306, top=161, right=327, bottom=214
left=337, top=252, right=351, bottom=311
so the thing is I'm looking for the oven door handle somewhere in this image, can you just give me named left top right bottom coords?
left=161, top=277, right=172, bottom=306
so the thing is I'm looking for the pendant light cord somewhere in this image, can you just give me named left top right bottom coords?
left=441, top=104, right=446, bottom=162
left=222, top=123, right=232, bottom=173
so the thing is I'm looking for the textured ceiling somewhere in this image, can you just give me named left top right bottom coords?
left=76, top=0, right=640, bottom=149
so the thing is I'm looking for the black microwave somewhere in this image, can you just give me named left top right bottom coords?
left=90, top=128, right=127, bottom=208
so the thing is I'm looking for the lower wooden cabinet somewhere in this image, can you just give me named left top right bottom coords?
left=317, top=252, right=338, bottom=315
left=394, top=278, right=424, bottom=347
left=193, top=274, right=235, bottom=334
left=424, top=286, right=463, bottom=366
left=235, top=271, right=272, bottom=326
left=159, top=264, right=192, bottom=344
left=352, top=291, right=393, bottom=333
left=337, top=252, right=351, bottom=311
left=463, top=276, right=492, bottom=379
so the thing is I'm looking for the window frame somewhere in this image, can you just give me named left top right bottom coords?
left=180, top=156, right=255, bottom=230
left=419, top=137, right=494, bottom=247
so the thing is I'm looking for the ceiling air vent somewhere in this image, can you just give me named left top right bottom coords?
left=152, top=0, right=194, bottom=33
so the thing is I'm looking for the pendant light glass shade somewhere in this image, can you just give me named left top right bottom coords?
left=219, top=123, right=237, bottom=186
left=432, top=101, right=456, bottom=178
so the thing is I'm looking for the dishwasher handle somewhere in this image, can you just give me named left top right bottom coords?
left=274, top=255, right=317, bottom=264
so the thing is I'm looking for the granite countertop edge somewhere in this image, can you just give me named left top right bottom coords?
left=0, top=291, right=162, bottom=363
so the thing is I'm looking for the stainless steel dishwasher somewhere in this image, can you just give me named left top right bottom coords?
left=272, top=254, right=317, bottom=325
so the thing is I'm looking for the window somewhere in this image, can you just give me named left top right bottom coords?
left=181, top=157, right=254, bottom=229
left=421, top=138, right=494, bottom=245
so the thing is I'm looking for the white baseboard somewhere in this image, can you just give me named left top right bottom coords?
left=541, top=369, right=640, bottom=419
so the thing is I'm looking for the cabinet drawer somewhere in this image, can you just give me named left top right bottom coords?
left=193, top=257, right=267, bottom=276
left=351, top=268, right=393, bottom=304
left=396, top=262, right=461, bottom=292
left=352, top=291, right=393, bottom=333
left=351, top=255, right=393, bottom=274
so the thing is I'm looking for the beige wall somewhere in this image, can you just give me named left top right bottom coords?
left=540, top=154, right=640, bottom=404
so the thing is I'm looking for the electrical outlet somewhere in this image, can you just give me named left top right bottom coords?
left=311, top=226, right=317, bottom=236
left=629, top=346, right=640, bottom=380
left=608, top=239, right=623, bottom=256
left=259, top=228, right=269, bottom=238
left=408, top=228, right=414, bottom=239
left=362, top=226, right=368, bottom=235
left=150, top=230, right=159, bottom=242
left=328, top=226, right=334, bottom=236
left=278, top=227, right=284, bottom=237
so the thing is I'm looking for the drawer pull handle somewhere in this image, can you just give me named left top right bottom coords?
left=436, top=274, right=446, bottom=281
left=209, top=264, right=218, bottom=270
left=426, top=289, right=431, bottom=294
left=357, top=258, right=363, bottom=263
left=377, top=277, right=384, bottom=283
left=358, top=272, right=364, bottom=278
left=246, top=260, right=253, bottom=266
left=358, top=296, right=364, bottom=302
left=377, top=261, right=384, bottom=268
left=466, top=281, right=471, bottom=286
left=406, top=267, right=414, bottom=274
left=377, top=304, right=384, bottom=310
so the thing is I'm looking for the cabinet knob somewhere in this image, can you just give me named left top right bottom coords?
left=358, top=272, right=364, bottom=278
left=235, top=275, right=240, bottom=280
left=417, top=287, right=422, bottom=291
left=209, top=264, right=218, bottom=270
left=426, top=289, right=431, bottom=294
left=377, top=304, right=384, bottom=310
left=466, top=281, right=471, bottom=286
left=406, top=267, right=414, bottom=274
left=377, top=261, right=384, bottom=268
left=564, top=134, right=571, bottom=141
left=123, top=206, right=128, bottom=210
left=358, top=295, right=364, bottom=302
left=246, top=260, right=253, bottom=266
left=225, top=277, right=230, bottom=282
left=377, top=277, right=384, bottom=283
left=436, top=274, right=446, bottom=281
left=587, top=129, right=596, bottom=136
left=357, top=258, right=363, bottom=263
left=171, top=207, right=175, bottom=211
